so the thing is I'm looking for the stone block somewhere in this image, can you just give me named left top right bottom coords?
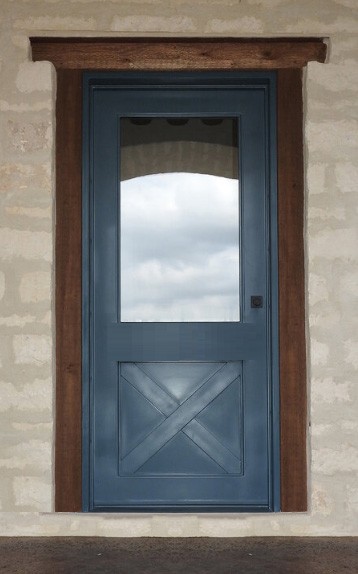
left=6, top=119, right=51, bottom=154
left=335, top=162, right=358, bottom=193
left=0, top=439, right=51, bottom=472
left=0, top=271, right=4, bottom=301
left=311, top=376, right=351, bottom=404
left=13, top=334, right=51, bottom=365
left=0, top=229, right=52, bottom=262
left=206, top=17, right=264, bottom=33
left=111, top=15, right=196, bottom=32
left=0, top=378, right=52, bottom=412
left=13, top=476, right=51, bottom=511
left=19, top=271, right=51, bottom=303
left=16, top=62, right=52, bottom=94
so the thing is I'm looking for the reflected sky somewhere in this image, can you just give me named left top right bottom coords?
left=120, top=172, right=240, bottom=322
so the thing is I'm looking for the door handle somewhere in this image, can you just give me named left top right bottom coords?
left=251, top=296, right=263, bottom=308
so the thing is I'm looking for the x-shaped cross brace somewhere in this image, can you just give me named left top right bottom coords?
left=120, top=362, right=242, bottom=475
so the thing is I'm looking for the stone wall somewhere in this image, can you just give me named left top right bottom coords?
left=0, top=0, right=357, bottom=536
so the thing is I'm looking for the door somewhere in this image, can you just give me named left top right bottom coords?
left=83, top=72, right=279, bottom=512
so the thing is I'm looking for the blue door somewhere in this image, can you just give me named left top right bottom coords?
left=83, top=72, right=279, bottom=511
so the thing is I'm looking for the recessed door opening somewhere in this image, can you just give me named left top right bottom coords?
left=82, top=72, right=279, bottom=512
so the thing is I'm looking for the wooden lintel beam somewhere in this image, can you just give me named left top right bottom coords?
left=30, top=37, right=327, bottom=70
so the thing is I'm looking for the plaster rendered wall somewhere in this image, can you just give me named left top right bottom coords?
left=0, top=0, right=357, bottom=536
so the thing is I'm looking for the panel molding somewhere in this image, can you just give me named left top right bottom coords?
left=29, top=37, right=324, bottom=512
left=120, top=362, right=242, bottom=477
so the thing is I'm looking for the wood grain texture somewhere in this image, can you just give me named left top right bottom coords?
left=30, top=37, right=327, bottom=70
left=55, top=70, right=82, bottom=512
left=277, top=68, right=307, bottom=512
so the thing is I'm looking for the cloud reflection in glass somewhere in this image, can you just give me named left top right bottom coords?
left=120, top=172, right=240, bottom=322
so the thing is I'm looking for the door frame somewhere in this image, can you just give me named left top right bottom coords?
left=30, top=37, right=327, bottom=512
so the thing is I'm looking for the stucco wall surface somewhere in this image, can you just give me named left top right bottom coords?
left=0, top=0, right=357, bottom=536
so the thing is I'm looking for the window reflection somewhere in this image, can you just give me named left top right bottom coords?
left=120, top=118, right=240, bottom=322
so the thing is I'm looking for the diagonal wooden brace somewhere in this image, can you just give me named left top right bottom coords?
left=121, top=362, right=241, bottom=474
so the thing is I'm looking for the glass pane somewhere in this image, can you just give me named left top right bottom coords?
left=120, top=117, right=240, bottom=322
